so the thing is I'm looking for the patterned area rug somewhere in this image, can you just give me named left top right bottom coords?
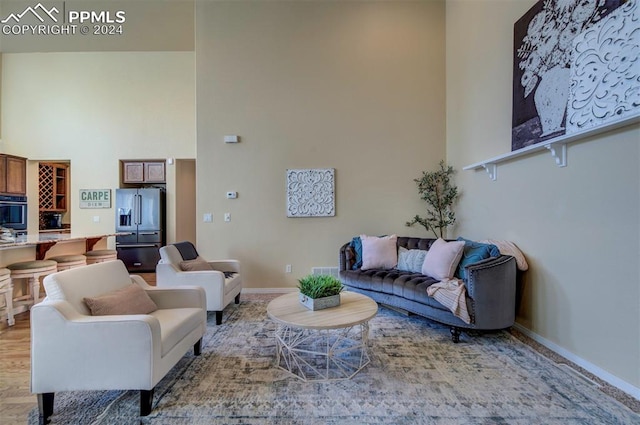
left=29, top=299, right=639, bottom=424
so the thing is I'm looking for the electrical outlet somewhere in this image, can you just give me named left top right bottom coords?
left=285, top=264, right=292, bottom=273
left=224, top=213, right=231, bottom=222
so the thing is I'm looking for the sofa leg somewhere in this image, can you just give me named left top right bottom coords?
left=140, top=389, right=154, bottom=416
left=215, top=311, right=223, bottom=325
left=450, top=327, right=461, bottom=343
left=235, top=293, right=241, bottom=304
left=194, top=338, right=202, bottom=356
left=37, top=392, right=54, bottom=424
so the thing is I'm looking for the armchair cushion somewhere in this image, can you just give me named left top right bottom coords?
left=150, top=307, right=204, bottom=356
left=84, top=284, right=158, bottom=316
left=179, top=258, right=213, bottom=271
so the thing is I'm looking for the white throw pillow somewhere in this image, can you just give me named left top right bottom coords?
left=397, top=247, right=428, bottom=273
left=421, top=238, right=465, bottom=280
left=360, top=234, right=398, bottom=270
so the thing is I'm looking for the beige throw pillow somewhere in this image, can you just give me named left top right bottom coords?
left=84, top=284, right=158, bottom=316
left=180, top=258, right=214, bottom=271
left=421, top=238, right=465, bottom=280
left=360, top=234, right=398, bottom=270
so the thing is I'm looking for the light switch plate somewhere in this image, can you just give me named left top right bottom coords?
left=203, top=213, right=213, bottom=223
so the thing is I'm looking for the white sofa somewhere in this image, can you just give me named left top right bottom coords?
left=31, top=260, right=206, bottom=423
left=157, top=242, right=242, bottom=325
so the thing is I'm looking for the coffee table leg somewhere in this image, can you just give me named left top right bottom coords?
left=273, top=321, right=371, bottom=382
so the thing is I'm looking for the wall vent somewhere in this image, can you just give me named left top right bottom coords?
left=311, top=267, right=339, bottom=278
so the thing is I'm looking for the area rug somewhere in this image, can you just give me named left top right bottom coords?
left=29, top=299, right=639, bottom=424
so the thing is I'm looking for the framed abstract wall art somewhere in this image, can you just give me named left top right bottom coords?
left=512, top=0, right=638, bottom=151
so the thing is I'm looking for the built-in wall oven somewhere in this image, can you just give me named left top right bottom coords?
left=0, top=195, right=28, bottom=232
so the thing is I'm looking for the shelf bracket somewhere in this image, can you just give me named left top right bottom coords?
left=545, top=143, right=567, bottom=167
left=481, top=163, right=497, bottom=181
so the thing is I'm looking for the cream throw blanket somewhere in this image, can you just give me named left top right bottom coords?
left=426, top=278, right=471, bottom=324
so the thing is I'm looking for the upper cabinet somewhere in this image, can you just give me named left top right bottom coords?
left=122, top=160, right=165, bottom=184
left=39, top=162, right=68, bottom=211
left=0, top=154, right=27, bottom=195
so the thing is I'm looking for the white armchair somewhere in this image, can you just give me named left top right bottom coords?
left=156, top=242, right=242, bottom=325
left=31, top=260, right=206, bottom=423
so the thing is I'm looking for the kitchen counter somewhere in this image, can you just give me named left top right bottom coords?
left=39, top=228, right=71, bottom=234
left=0, top=232, right=120, bottom=259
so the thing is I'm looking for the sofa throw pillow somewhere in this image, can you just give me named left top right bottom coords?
left=455, top=237, right=500, bottom=280
left=361, top=234, right=398, bottom=270
left=421, top=238, right=465, bottom=281
left=397, top=247, right=428, bottom=273
left=180, top=258, right=213, bottom=271
left=350, top=236, right=363, bottom=270
left=84, top=284, right=158, bottom=316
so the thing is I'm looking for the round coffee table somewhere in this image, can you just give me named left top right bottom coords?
left=267, top=291, right=378, bottom=381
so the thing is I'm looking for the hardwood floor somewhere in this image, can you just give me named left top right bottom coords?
left=0, top=312, right=33, bottom=425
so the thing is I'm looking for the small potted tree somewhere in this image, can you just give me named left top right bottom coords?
left=406, top=160, right=459, bottom=238
left=298, top=274, right=344, bottom=311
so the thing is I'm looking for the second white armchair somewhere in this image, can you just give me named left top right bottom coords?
left=157, top=242, right=242, bottom=325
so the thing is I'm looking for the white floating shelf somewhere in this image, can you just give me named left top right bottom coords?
left=463, top=115, right=639, bottom=181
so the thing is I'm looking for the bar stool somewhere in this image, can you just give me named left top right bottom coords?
left=84, top=249, right=117, bottom=265
left=0, top=268, right=14, bottom=326
left=7, top=260, right=57, bottom=306
left=49, top=254, right=87, bottom=271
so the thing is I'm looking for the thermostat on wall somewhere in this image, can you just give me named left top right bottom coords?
left=226, top=191, right=238, bottom=199
left=224, top=135, right=239, bottom=143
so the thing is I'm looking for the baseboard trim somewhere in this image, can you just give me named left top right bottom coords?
left=513, top=323, right=640, bottom=401
left=241, top=287, right=296, bottom=294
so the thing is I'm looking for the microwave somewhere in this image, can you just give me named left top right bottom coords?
left=0, top=195, right=27, bottom=231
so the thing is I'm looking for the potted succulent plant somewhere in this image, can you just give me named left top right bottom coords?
left=297, top=274, right=344, bottom=311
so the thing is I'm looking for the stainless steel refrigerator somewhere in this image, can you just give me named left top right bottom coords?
left=115, top=188, right=165, bottom=272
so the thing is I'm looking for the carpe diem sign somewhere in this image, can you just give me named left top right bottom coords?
left=79, top=189, right=111, bottom=209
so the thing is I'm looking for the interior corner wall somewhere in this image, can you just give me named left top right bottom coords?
left=446, top=0, right=640, bottom=390
left=196, top=1, right=446, bottom=289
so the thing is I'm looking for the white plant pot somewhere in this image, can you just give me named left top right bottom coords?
left=299, top=293, right=341, bottom=311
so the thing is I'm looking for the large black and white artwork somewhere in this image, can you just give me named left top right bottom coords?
left=286, top=169, right=335, bottom=218
left=512, top=0, right=638, bottom=151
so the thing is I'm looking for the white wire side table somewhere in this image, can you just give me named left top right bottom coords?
left=266, top=291, right=378, bottom=382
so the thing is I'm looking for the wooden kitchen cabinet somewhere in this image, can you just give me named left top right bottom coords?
left=122, top=160, right=165, bottom=184
left=0, top=154, right=27, bottom=195
left=123, top=162, right=144, bottom=183
left=39, top=163, right=68, bottom=211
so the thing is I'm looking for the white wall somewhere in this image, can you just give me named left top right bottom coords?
left=196, top=1, right=446, bottom=289
left=446, top=0, right=640, bottom=391
left=1, top=51, right=196, bottom=240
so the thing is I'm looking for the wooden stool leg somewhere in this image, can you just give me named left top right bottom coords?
left=4, top=283, right=15, bottom=326
left=30, top=276, right=40, bottom=305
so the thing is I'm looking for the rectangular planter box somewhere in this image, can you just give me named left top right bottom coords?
left=299, top=293, right=340, bottom=311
